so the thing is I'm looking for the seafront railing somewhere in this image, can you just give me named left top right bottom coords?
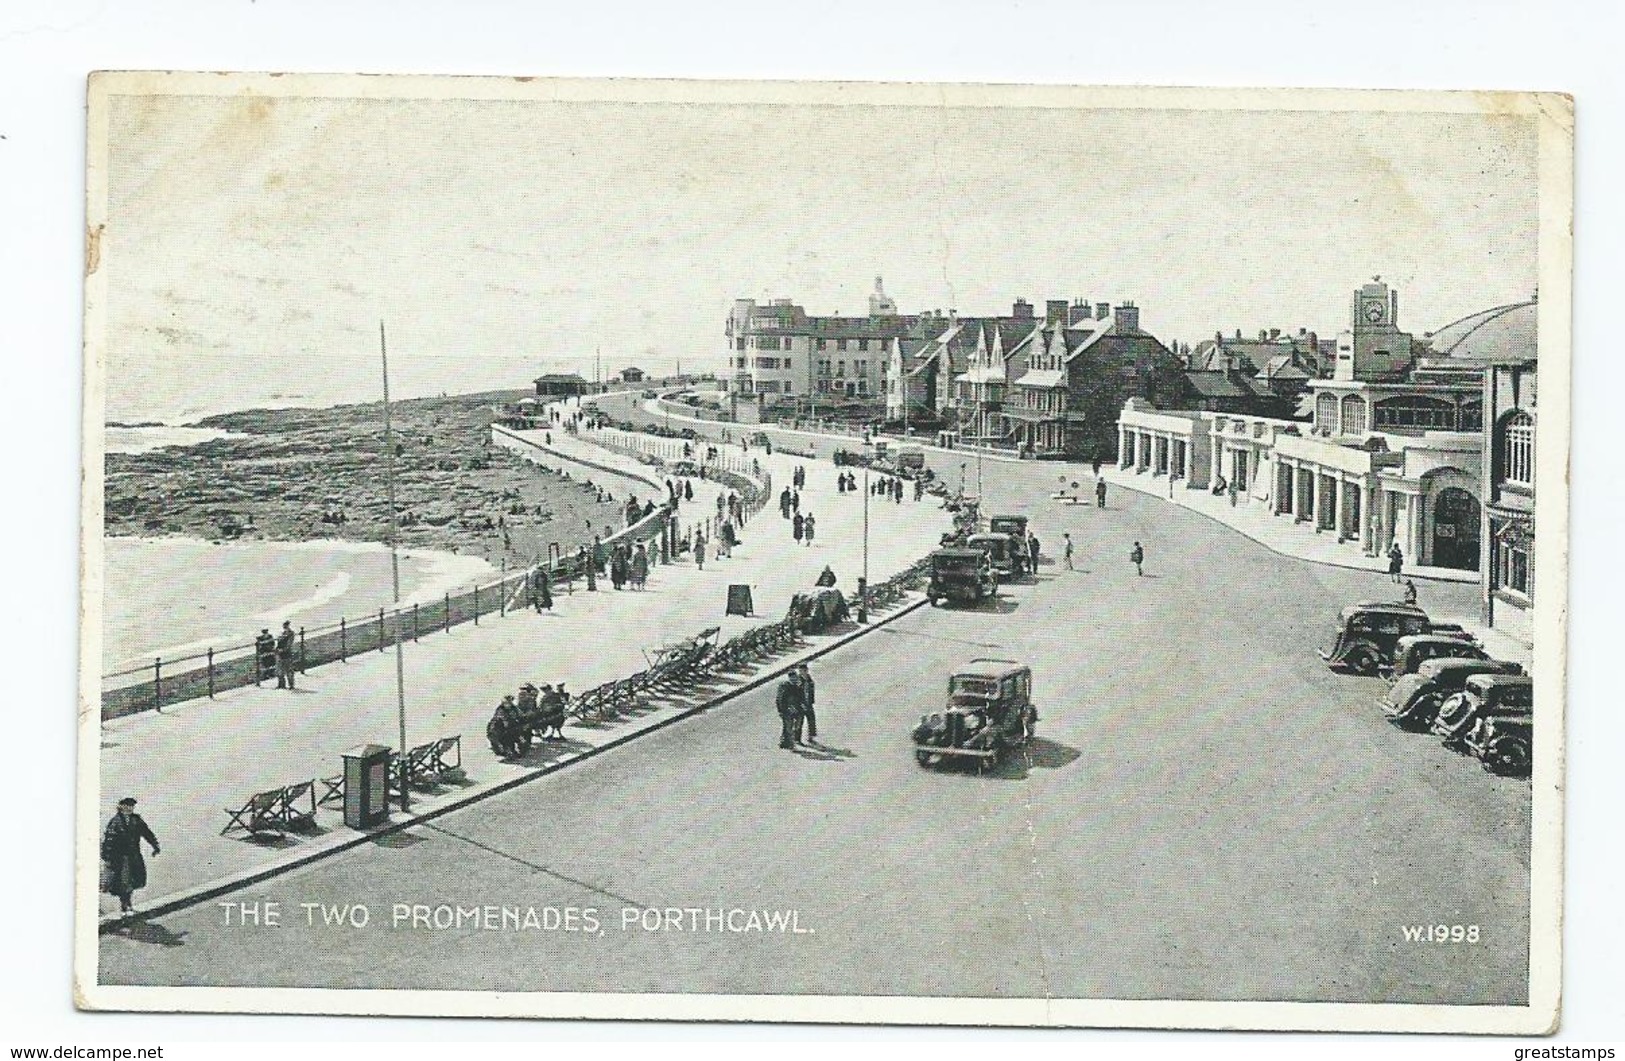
left=100, top=429, right=773, bottom=721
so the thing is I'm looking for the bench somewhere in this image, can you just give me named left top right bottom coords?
left=223, top=780, right=318, bottom=837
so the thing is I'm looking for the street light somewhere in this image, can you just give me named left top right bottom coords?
left=859, top=438, right=871, bottom=623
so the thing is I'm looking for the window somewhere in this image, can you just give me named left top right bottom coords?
left=1315, top=393, right=1339, bottom=432
left=837, top=361, right=846, bottom=377
left=1498, top=536, right=1531, bottom=596
left=784, top=358, right=792, bottom=371
left=837, top=339, right=848, bottom=351
left=1500, top=411, right=1534, bottom=486
left=736, top=337, right=746, bottom=351
left=816, top=338, right=827, bottom=350
left=858, top=339, right=869, bottom=351
left=1374, top=396, right=1455, bottom=430
left=1340, top=395, right=1368, bottom=435
left=855, top=360, right=867, bottom=376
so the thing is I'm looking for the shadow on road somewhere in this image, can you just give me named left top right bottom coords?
left=980, top=738, right=1082, bottom=781
left=110, top=916, right=188, bottom=948
left=793, top=740, right=855, bottom=762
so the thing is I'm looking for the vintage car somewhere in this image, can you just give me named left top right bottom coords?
left=927, top=547, right=998, bottom=606
left=1379, top=657, right=1524, bottom=730
left=988, top=516, right=1031, bottom=573
left=669, top=459, right=703, bottom=478
left=1433, top=673, right=1534, bottom=776
left=912, top=659, right=1037, bottom=768
left=966, top=532, right=1021, bottom=579
left=1318, top=602, right=1474, bottom=676
left=1382, top=633, right=1489, bottom=678
left=1460, top=681, right=1535, bottom=777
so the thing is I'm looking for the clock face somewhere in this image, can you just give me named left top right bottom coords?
left=1363, top=299, right=1387, bottom=324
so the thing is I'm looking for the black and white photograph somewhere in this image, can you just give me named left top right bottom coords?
left=70, top=72, right=1571, bottom=1034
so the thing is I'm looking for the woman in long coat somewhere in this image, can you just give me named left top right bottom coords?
left=101, top=797, right=159, bottom=914
left=792, top=512, right=805, bottom=544
left=631, top=543, right=649, bottom=589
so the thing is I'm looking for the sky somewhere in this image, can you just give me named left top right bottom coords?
left=99, top=87, right=1541, bottom=422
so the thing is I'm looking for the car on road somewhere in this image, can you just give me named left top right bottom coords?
left=1379, top=657, right=1524, bottom=730
left=1433, top=673, right=1534, bottom=776
left=912, top=659, right=1037, bottom=768
left=926, top=547, right=998, bottom=606
left=1318, top=601, right=1475, bottom=676
left=966, top=532, right=1022, bottom=579
left=1382, top=633, right=1489, bottom=678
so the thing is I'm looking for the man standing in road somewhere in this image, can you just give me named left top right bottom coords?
left=775, top=671, right=803, bottom=750
left=275, top=620, right=297, bottom=690
left=1095, top=477, right=1107, bottom=508
left=1028, top=532, right=1040, bottom=572
left=1063, top=533, right=1074, bottom=571
left=1130, top=540, right=1145, bottom=577
left=798, top=664, right=818, bottom=742
left=101, top=797, right=159, bottom=916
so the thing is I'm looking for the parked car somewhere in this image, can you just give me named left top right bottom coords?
left=966, top=532, right=1021, bottom=579
left=1382, top=633, right=1488, bottom=678
left=1319, top=602, right=1474, bottom=676
left=1380, top=657, right=1524, bottom=730
left=912, top=659, right=1037, bottom=768
left=1432, top=673, right=1534, bottom=776
left=927, top=547, right=998, bottom=606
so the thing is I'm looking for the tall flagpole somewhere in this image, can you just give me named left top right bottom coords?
left=381, top=321, right=409, bottom=813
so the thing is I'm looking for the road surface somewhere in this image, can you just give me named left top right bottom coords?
left=101, top=451, right=1528, bottom=1005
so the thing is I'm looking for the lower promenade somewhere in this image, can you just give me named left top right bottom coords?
left=95, top=424, right=952, bottom=921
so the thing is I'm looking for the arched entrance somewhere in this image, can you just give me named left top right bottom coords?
left=1432, top=487, right=1481, bottom=570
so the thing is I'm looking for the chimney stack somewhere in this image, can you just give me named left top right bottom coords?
left=1114, top=302, right=1140, bottom=334
left=1095, top=302, right=1110, bottom=320
left=1045, top=299, right=1069, bottom=324
left=1269, top=328, right=1281, bottom=341
left=1068, top=300, right=1090, bottom=325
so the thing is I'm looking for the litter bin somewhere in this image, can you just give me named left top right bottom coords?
left=342, top=743, right=393, bottom=829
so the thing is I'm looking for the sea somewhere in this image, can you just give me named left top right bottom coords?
left=99, top=396, right=518, bottom=677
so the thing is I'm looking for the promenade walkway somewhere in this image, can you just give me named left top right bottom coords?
left=97, top=431, right=952, bottom=922
left=631, top=399, right=1531, bottom=666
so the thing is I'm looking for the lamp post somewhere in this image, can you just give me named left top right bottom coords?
left=859, top=438, right=871, bottom=623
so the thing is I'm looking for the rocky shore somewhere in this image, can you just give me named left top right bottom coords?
left=103, top=391, right=628, bottom=567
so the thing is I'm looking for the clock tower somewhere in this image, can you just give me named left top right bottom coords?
left=1333, top=276, right=1413, bottom=382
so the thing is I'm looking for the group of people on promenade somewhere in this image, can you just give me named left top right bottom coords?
left=253, top=620, right=300, bottom=690
left=774, top=663, right=819, bottom=749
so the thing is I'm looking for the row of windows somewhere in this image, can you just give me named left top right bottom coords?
left=746, top=336, right=879, bottom=352
left=753, top=357, right=790, bottom=370
left=815, top=380, right=871, bottom=396
left=1313, top=393, right=1484, bottom=434
left=814, top=360, right=868, bottom=377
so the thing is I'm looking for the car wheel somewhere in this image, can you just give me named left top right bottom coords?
left=1397, top=693, right=1443, bottom=730
left=512, top=730, right=533, bottom=757
left=1343, top=645, right=1379, bottom=676
left=1484, top=736, right=1531, bottom=777
left=914, top=751, right=933, bottom=767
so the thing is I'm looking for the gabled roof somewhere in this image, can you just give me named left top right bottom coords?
left=1183, top=370, right=1263, bottom=399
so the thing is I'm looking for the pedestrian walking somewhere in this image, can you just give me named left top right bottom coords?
left=1130, top=540, right=1145, bottom=577
left=695, top=530, right=707, bottom=570
left=1028, top=533, right=1040, bottom=570
left=780, top=487, right=792, bottom=518
left=1388, top=542, right=1404, bottom=583
left=793, top=512, right=805, bottom=545
left=837, top=471, right=847, bottom=494
left=893, top=478, right=902, bottom=504
left=275, top=620, right=297, bottom=690
left=791, top=489, right=801, bottom=514
left=101, top=797, right=159, bottom=915
left=632, top=543, right=649, bottom=589
left=775, top=672, right=803, bottom=749
left=1095, top=477, right=1107, bottom=508
left=803, top=512, right=816, bottom=546
left=579, top=545, right=596, bottom=591
left=798, top=664, right=818, bottom=741
left=719, top=520, right=735, bottom=558
left=533, top=566, right=553, bottom=611
left=1063, top=533, right=1074, bottom=571
left=683, top=480, right=693, bottom=502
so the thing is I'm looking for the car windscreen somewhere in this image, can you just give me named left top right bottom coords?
left=950, top=677, right=999, bottom=697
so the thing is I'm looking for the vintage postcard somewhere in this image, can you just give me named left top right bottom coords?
left=78, top=73, right=1571, bottom=1032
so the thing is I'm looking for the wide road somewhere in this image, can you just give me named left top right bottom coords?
left=100, top=429, right=1529, bottom=1005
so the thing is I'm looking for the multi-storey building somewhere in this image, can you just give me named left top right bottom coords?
left=724, top=277, right=922, bottom=404
left=1118, top=280, right=1536, bottom=577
